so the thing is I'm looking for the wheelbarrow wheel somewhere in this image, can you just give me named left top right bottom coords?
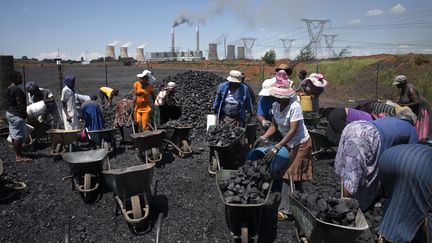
left=131, top=195, right=143, bottom=219
left=241, top=227, right=248, bottom=243
left=151, top=148, right=160, bottom=161
left=181, top=140, right=189, bottom=152
left=208, top=156, right=218, bottom=176
left=83, top=174, right=92, bottom=203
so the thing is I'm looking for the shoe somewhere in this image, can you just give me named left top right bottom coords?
left=278, top=211, right=294, bottom=221
left=16, top=157, right=32, bottom=163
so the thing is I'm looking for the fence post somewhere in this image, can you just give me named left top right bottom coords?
left=260, top=63, right=265, bottom=82
left=57, top=60, right=63, bottom=95
left=316, top=64, right=319, bottom=73
left=105, top=64, right=108, bottom=87
left=22, top=66, right=26, bottom=96
left=375, top=63, right=380, bottom=100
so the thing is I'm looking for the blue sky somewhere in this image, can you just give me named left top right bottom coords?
left=1, top=0, right=431, bottom=60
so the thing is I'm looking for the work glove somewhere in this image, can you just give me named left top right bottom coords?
left=253, top=136, right=268, bottom=148
left=263, top=144, right=281, bottom=162
left=261, top=120, right=272, bottom=129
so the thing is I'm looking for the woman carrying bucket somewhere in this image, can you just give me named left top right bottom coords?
left=299, top=73, right=328, bottom=113
left=255, top=70, right=313, bottom=221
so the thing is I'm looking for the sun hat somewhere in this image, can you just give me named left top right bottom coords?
left=227, top=70, right=244, bottom=83
left=258, top=78, right=276, bottom=96
left=270, top=70, right=296, bottom=98
left=306, top=73, right=328, bottom=88
left=396, top=106, right=417, bottom=125
left=137, top=70, right=156, bottom=83
left=26, top=81, right=35, bottom=91
left=167, top=82, right=176, bottom=89
left=393, top=75, right=407, bottom=86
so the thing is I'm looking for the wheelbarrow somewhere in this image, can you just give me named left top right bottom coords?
left=162, top=125, right=193, bottom=158
left=86, top=128, right=118, bottom=153
left=61, top=148, right=109, bottom=203
left=27, top=120, right=52, bottom=142
left=130, top=130, right=166, bottom=163
left=208, top=127, right=246, bottom=175
left=102, top=162, right=162, bottom=236
left=288, top=195, right=369, bottom=243
left=46, top=128, right=82, bottom=155
left=0, top=160, right=27, bottom=203
left=216, top=169, right=273, bottom=243
left=303, top=113, right=321, bottom=129
left=244, top=122, right=257, bottom=149
left=308, top=130, right=338, bottom=160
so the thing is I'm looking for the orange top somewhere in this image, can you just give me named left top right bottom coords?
left=134, top=81, right=154, bottom=107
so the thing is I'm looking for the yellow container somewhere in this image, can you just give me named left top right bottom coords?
left=300, top=95, right=313, bottom=112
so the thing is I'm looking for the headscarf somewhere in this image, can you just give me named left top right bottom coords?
left=64, top=76, right=76, bottom=91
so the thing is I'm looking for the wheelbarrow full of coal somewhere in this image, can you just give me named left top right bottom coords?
left=86, top=128, right=118, bottom=153
left=47, top=128, right=82, bottom=155
left=130, top=130, right=166, bottom=163
left=288, top=195, right=369, bottom=243
left=102, top=162, right=156, bottom=234
left=303, top=112, right=321, bottom=129
left=161, top=124, right=193, bottom=158
left=216, top=169, right=273, bottom=243
left=208, top=127, right=246, bottom=175
left=61, top=148, right=109, bottom=203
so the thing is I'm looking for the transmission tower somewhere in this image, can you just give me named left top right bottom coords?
left=323, top=34, right=337, bottom=58
left=301, top=18, right=330, bottom=59
left=215, top=33, right=228, bottom=59
left=280, top=39, right=295, bottom=59
left=241, top=37, right=257, bottom=59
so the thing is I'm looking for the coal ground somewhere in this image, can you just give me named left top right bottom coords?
left=0, top=67, right=381, bottom=242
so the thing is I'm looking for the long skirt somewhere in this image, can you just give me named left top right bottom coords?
left=415, top=108, right=430, bottom=140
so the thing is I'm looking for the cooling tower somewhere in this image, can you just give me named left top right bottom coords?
left=237, top=46, right=245, bottom=59
left=135, top=48, right=145, bottom=62
left=120, top=47, right=128, bottom=58
left=208, top=43, right=219, bottom=61
left=227, top=45, right=236, bottom=60
left=105, top=45, right=116, bottom=60
left=196, top=25, right=199, bottom=51
left=171, top=28, right=175, bottom=54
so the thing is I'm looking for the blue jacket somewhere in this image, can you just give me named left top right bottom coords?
left=82, top=100, right=105, bottom=131
left=213, top=81, right=252, bottom=126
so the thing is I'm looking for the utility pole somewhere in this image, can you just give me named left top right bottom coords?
left=323, top=34, right=337, bottom=58
left=241, top=37, right=257, bottom=59
left=301, top=18, right=330, bottom=59
left=280, top=39, right=295, bottom=59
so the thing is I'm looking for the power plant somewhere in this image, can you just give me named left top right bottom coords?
left=120, top=47, right=128, bottom=58
left=135, top=48, right=145, bottom=62
left=226, top=45, right=236, bottom=60
left=237, top=46, right=245, bottom=59
left=208, top=43, right=219, bottom=61
left=105, top=45, right=116, bottom=60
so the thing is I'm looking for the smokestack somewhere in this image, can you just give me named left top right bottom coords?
left=120, top=47, right=128, bottom=58
left=105, top=45, right=116, bottom=60
left=237, top=46, right=245, bottom=59
left=171, top=27, right=175, bottom=54
left=227, top=45, right=236, bottom=60
left=135, top=48, right=145, bottom=62
left=208, top=43, right=219, bottom=61
left=196, top=25, right=199, bottom=51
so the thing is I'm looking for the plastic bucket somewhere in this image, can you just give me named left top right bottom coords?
left=246, top=146, right=290, bottom=178
left=300, top=96, right=313, bottom=112
left=206, top=114, right=217, bottom=131
left=26, top=101, right=47, bottom=119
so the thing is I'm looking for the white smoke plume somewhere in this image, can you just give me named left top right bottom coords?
left=137, top=43, right=147, bottom=49
left=122, top=42, right=133, bottom=47
left=107, top=40, right=119, bottom=46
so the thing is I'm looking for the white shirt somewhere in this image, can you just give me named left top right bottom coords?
left=61, top=86, right=77, bottom=118
left=272, top=98, right=309, bottom=148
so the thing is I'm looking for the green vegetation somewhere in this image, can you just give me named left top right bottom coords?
left=261, top=49, right=276, bottom=66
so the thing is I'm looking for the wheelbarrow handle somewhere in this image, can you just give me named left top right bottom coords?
left=75, top=182, right=100, bottom=193
left=115, top=195, right=150, bottom=224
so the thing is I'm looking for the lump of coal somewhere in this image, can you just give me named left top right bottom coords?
left=206, top=123, right=243, bottom=147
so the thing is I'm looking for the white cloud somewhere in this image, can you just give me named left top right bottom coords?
left=122, top=42, right=132, bottom=47
left=397, top=45, right=409, bottom=49
left=390, top=3, right=406, bottom=14
left=107, top=40, right=119, bottom=46
left=259, top=28, right=266, bottom=32
left=366, top=9, right=385, bottom=16
left=77, top=52, right=103, bottom=61
left=349, top=18, right=362, bottom=25
left=422, top=48, right=432, bottom=54
left=137, top=43, right=147, bottom=48
left=23, top=8, right=29, bottom=12
left=36, top=51, right=69, bottom=61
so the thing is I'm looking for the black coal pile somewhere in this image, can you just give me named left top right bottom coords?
left=206, top=124, right=243, bottom=146
left=218, top=159, right=272, bottom=204
left=293, top=192, right=360, bottom=227
left=102, top=106, right=116, bottom=128
left=158, top=117, right=193, bottom=128
left=158, top=71, right=224, bottom=140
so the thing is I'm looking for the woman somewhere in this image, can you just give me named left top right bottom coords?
left=99, top=86, right=119, bottom=107
left=61, top=76, right=79, bottom=130
left=377, top=143, right=432, bottom=243
left=335, top=108, right=418, bottom=210
left=258, top=70, right=312, bottom=221
left=213, top=70, right=253, bottom=127
left=82, top=94, right=105, bottom=132
left=326, top=107, right=374, bottom=144
left=155, top=82, right=181, bottom=125
left=393, top=75, right=430, bottom=139
left=299, top=73, right=328, bottom=113
left=256, top=78, right=277, bottom=129
left=134, top=70, right=155, bottom=130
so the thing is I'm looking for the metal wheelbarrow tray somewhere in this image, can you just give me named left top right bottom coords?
left=61, top=148, right=109, bottom=203
left=208, top=128, right=246, bottom=174
left=216, top=169, right=273, bottom=243
left=303, top=113, right=321, bottom=128
left=162, top=125, right=193, bottom=157
left=130, top=130, right=166, bottom=163
left=47, top=128, right=82, bottom=155
left=86, top=128, right=118, bottom=152
left=288, top=195, right=369, bottom=243
left=102, top=163, right=155, bottom=232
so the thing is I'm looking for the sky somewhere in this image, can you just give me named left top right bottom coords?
left=1, top=0, right=431, bottom=60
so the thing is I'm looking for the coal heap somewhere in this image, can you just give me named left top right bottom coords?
left=293, top=192, right=360, bottom=227
left=158, top=117, right=193, bottom=129
left=206, top=124, right=243, bottom=147
left=219, top=159, right=272, bottom=204
left=158, top=71, right=224, bottom=139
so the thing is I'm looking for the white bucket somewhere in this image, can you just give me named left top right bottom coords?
left=206, top=114, right=217, bottom=131
left=27, top=101, right=47, bottom=119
